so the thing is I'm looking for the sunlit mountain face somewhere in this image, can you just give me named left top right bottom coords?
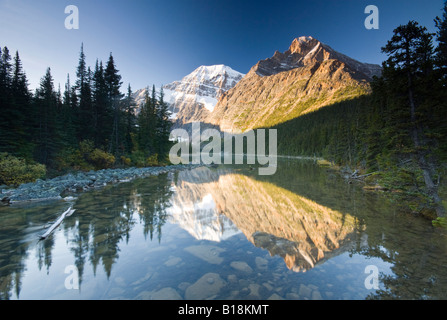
left=207, top=36, right=381, bottom=132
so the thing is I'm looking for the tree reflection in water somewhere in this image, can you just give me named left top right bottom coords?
left=0, top=172, right=174, bottom=298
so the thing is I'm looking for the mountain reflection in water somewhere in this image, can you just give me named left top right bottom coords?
left=169, top=167, right=361, bottom=272
left=1, top=160, right=447, bottom=300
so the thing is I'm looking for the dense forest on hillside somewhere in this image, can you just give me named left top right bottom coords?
left=0, top=44, right=172, bottom=185
left=273, top=5, right=447, bottom=219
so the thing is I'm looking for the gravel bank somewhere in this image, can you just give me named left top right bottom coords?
left=1, top=164, right=203, bottom=205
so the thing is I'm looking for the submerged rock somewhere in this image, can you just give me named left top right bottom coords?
left=164, top=256, right=182, bottom=267
left=267, top=293, right=284, bottom=300
left=184, top=245, right=225, bottom=265
left=298, top=284, right=312, bottom=298
left=312, top=290, right=323, bottom=300
left=137, top=287, right=183, bottom=300
left=150, top=287, right=183, bottom=300
left=230, top=261, right=253, bottom=273
left=185, top=273, right=226, bottom=300
left=255, top=256, right=268, bottom=270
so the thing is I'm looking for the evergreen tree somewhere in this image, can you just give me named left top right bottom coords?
left=381, top=21, right=445, bottom=217
left=92, top=60, right=110, bottom=148
left=60, top=74, right=78, bottom=148
left=76, top=43, right=87, bottom=90
left=75, top=44, right=94, bottom=142
left=123, top=84, right=136, bottom=154
left=433, top=1, right=447, bottom=161
left=151, top=84, right=157, bottom=107
left=0, top=46, right=14, bottom=154
left=151, top=85, right=159, bottom=153
left=137, top=88, right=157, bottom=155
left=11, top=51, right=30, bottom=108
left=0, top=46, right=12, bottom=91
left=156, top=86, right=172, bottom=157
left=69, top=78, right=78, bottom=136
left=34, top=68, right=60, bottom=166
left=104, top=53, right=123, bottom=155
left=435, top=1, right=447, bottom=78
left=10, top=51, right=32, bottom=158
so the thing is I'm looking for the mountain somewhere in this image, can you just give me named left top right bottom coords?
left=133, top=37, right=381, bottom=134
left=133, top=64, right=244, bottom=126
left=206, top=36, right=382, bottom=132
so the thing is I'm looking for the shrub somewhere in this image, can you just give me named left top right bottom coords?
left=79, top=140, right=94, bottom=157
left=130, top=151, right=160, bottom=167
left=146, top=154, right=159, bottom=166
left=55, top=141, right=116, bottom=171
left=89, top=149, right=115, bottom=169
left=130, top=151, right=147, bottom=168
left=0, top=153, right=46, bottom=186
left=120, top=156, right=131, bottom=166
left=316, top=159, right=332, bottom=167
left=55, top=148, right=92, bottom=171
left=432, top=217, right=447, bottom=228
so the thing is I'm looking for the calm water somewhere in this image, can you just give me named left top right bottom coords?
left=1, top=160, right=446, bottom=300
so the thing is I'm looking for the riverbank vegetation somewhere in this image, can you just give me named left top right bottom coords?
left=274, top=3, right=447, bottom=219
left=0, top=44, right=172, bottom=186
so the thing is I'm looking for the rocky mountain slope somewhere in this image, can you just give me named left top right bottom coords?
left=206, top=36, right=381, bottom=132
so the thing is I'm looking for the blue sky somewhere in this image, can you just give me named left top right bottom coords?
left=0, top=0, right=444, bottom=92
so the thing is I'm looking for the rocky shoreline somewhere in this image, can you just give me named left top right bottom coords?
left=1, top=164, right=203, bottom=205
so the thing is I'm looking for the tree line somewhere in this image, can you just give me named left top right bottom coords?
left=273, top=2, right=447, bottom=218
left=0, top=43, right=172, bottom=180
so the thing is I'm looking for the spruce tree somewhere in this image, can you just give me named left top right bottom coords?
left=0, top=46, right=14, bottom=154
left=435, top=1, right=447, bottom=78
left=123, top=84, right=136, bottom=154
left=34, top=68, right=60, bottom=166
left=104, top=53, right=123, bottom=155
left=434, top=1, right=447, bottom=161
left=75, top=44, right=94, bottom=142
left=156, top=86, right=172, bottom=158
left=0, top=46, right=12, bottom=91
left=137, top=88, right=156, bottom=156
left=61, top=74, right=78, bottom=148
left=10, top=51, right=32, bottom=158
left=151, top=85, right=159, bottom=153
left=92, top=60, right=110, bottom=148
left=381, top=20, right=445, bottom=217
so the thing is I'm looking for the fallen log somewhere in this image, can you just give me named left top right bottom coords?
left=40, top=206, right=76, bottom=240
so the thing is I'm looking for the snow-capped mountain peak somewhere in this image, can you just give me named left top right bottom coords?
left=133, top=64, right=244, bottom=126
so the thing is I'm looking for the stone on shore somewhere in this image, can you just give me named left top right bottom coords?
left=2, top=164, right=202, bottom=204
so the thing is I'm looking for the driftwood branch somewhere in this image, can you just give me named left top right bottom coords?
left=352, top=172, right=376, bottom=179
left=346, top=171, right=378, bottom=184
left=40, top=207, right=75, bottom=240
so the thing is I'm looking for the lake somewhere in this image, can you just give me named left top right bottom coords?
left=1, top=159, right=446, bottom=300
